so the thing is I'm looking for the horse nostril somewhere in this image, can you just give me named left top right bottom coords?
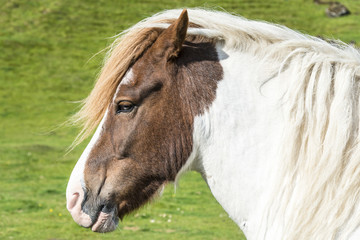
left=67, top=192, right=80, bottom=211
left=66, top=191, right=93, bottom=228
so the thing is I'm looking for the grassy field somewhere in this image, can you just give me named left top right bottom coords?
left=1, top=0, right=359, bottom=239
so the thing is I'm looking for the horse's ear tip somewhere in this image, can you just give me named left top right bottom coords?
left=150, top=8, right=189, bottom=60
left=180, top=9, right=188, bottom=20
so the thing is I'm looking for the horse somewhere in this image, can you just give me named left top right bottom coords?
left=66, top=9, right=360, bottom=239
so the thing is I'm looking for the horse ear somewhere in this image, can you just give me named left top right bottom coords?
left=152, top=9, right=189, bottom=60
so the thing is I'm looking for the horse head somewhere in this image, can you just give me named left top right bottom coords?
left=66, top=9, right=223, bottom=232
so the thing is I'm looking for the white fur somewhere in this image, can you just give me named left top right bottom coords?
left=66, top=110, right=108, bottom=203
left=119, top=68, right=134, bottom=87
left=186, top=38, right=360, bottom=239
left=188, top=44, right=287, bottom=238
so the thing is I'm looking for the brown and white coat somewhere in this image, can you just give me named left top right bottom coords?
left=67, top=8, right=360, bottom=240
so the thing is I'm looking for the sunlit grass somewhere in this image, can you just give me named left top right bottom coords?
left=1, top=0, right=359, bottom=239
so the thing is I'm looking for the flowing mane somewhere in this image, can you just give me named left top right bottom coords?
left=70, top=9, right=360, bottom=239
left=71, top=9, right=359, bottom=146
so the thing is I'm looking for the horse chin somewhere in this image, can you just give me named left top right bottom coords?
left=91, top=182, right=168, bottom=233
left=91, top=208, right=119, bottom=233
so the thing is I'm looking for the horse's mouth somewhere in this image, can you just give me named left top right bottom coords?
left=91, top=206, right=119, bottom=233
left=89, top=184, right=165, bottom=233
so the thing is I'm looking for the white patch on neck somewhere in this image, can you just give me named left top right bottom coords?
left=185, top=44, right=286, bottom=239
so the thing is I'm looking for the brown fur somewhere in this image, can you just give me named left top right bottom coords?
left=81, top=10, right=223, bottom=222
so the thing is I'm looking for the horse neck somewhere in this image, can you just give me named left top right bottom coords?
left=188, top=44, right=287, bottom=239
left=188, top=42, right=360, bottom=239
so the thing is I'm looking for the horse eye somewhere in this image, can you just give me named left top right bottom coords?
left=116, top=101, right=135, bottom=114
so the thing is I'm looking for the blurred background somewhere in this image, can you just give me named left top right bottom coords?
left=1, top=0, right=359, bottom=239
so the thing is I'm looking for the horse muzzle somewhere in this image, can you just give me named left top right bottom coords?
left=66, top=187, right=119, bottom=232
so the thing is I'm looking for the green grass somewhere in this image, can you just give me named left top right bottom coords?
left=1, top=0, right=359, bottom=239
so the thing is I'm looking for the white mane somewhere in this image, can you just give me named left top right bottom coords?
left=126, top=8, right=360, bottom=61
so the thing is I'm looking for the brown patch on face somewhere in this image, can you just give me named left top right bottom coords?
left=82, top=10, right=223, bottom=223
